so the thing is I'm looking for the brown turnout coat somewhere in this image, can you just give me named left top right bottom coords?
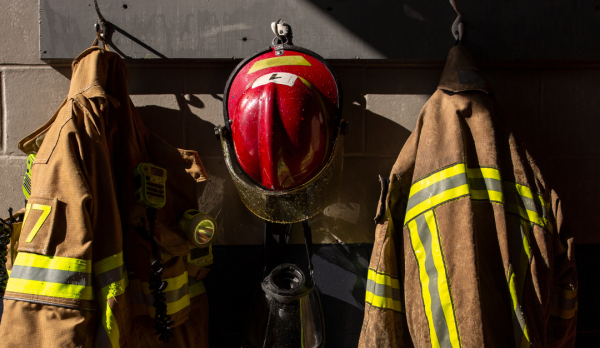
left=359, top=45, right=577, bottom=348
left=0, top=45, right=210, bottom=347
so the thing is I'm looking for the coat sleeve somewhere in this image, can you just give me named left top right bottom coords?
left=358, top=114, right=424, bottom=348
left=0, top=96, right=128, bottom=348
left=546, top=190, right=578, bottom=348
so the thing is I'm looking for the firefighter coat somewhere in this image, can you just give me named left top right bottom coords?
left=0, top=44, right=210, bottom=347
left=359, top=44, right=577, bottom=348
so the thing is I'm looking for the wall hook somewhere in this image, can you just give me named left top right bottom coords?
left=94, top=0, right=107, bottom=39
left=449, top=0, right=464, bottom=42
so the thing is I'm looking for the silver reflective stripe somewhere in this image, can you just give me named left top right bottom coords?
left=365, top=279, right=402, bottom=302
left=133, top=283, right=189, bottom=306
left=406, top=174, right=468, bottom=213
left=95, top=264, right=126, bottom=289
left=415, top=213, right=454, bottom=347
left=505, top=190, right=542, bottom=216
left=468, top=177, right=502, bottom=193
left=10, top=265, right=91, bottom=286
left=552, top=294, right=578, bottom=310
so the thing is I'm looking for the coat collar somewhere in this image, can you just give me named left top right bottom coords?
left=437, top=44, right=491, bottom=94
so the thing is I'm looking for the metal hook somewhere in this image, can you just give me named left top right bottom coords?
left=94, top=0, right=107, bottom=39
left=449, top=0, right=464, bottom=42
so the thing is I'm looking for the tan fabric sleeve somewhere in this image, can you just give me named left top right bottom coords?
left=359, top=110, right=424, bottom=348
left=546, top=189, right=578, bottom=348
left=0, top=94, right=126, bottom=346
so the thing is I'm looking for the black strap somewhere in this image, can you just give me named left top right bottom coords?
left=301, top=220, right=314, bottom=278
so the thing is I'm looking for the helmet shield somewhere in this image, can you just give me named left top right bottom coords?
left=218, top=124, right=344, bottom=224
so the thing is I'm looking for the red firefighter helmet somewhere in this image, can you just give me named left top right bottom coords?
left=218, top=43, right=345, bottom=223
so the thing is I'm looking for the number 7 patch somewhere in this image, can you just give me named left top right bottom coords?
left=23, top=203, right=52, bottom=243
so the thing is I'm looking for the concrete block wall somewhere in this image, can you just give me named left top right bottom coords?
left=2, top=2, right=600, bottom=346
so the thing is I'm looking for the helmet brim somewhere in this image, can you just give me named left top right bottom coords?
left=218, top=123, right=345, bottom=224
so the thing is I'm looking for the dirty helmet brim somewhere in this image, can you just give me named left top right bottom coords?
left=218, top=124, right=344, bottom=224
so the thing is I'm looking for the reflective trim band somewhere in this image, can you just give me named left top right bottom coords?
left=408, top=211, right=461, bottom=348
left=189, top=277, right=206, bottom=299
left=141, top=271, right=188, bottom=294
left=134, top=272, right=192, bottom=317
left=507, top=218, right=532, bottom=347
left=6, top=277, right=94, bottom=300
left=467, top=167, right=503, bottom=203
left=14, top=252, right=91, bottom=273
left=6, top=252, right=93, bottom=300
left=10, top=265, right=91, bottom=286
left=365, top=269, right=403, bottom=312
left=551, top=286, right=578, bottom=320
left=94, top=252, right=129, bottom=348
left=24, top=204, right=52, bottom=243
left=247, top=56, right=312, bottom=74
left=504, top=183, right=552, bottom=232
left=405, top=164, right=469, bottom=225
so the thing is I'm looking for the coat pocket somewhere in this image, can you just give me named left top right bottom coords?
left=17, top=196, right=58, bottom=255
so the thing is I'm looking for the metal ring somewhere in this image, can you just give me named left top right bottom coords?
left=271, top=36, right=288, bottom=47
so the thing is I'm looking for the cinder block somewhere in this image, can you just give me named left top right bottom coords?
left=130, top=94, right=186, bottom=149
left=285, top=156, right=397, bottom=244
left=0, top=1, right=40, bottom=64
left=184, top=94, right=224, bottom=157
left=365, top=68, right=441, bottom=94
left=365, top=94, right=429, bottom=155
left=363, top=68, right=439, bottom=156
left=334, top=66, right=365, bottom=154
left=4, top=68, right=71, bottom=155
left=0, top=156, right=28, bottom=216
left=199, top=156, right=395, bottom=246
left=197, top=158, right=264, bottom=245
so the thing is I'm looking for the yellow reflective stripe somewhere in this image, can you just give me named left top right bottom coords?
left=24, top=204, right=52, bottom=243
left=95, top=252, right=128, bottom=348
left=409, top=164, right=466, bottom=198
left=467, top=167, right=502, bottom=181
left=550, top=285, right=578, bottom=319
left=14, top=252, right=91, bottom=273
left=189, top=281, right=206, bottom=298
left=93, top=252, right=124, bottom=275
left=247, top=56, right=312, bottom=74
left=550, top=304, right=578, bottom=320
left=504, top=183, right=552, bottom=232
left=505, top=201, right=548, bottom=231
left=6, top=277, right=94, bottom=300
left=365, top=291, right=402, bottom=312
left=149, top=294, right=191, bottom=317
left=405, top=184, right=470, bottom=225
left=365, top=269, right=403, bottom=312
left=367, top=269, right=401, bottom=289
left=408, top=219, right=441, bottom=348
left=508, top=219, right=532, bottom=347
left=424, top=211, right=461, bottom=348
left=142, top=271, right=188, bottom=294
left=467, top=167, right=504, bottom=203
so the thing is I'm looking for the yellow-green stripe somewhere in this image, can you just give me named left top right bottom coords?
left=94, top=252, right=128, bottom=348
left=6, top=252, right=93, bottom=300
left=365, top=269, right=403, bottom=312
left=409, top=211, right=461, bottom=348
